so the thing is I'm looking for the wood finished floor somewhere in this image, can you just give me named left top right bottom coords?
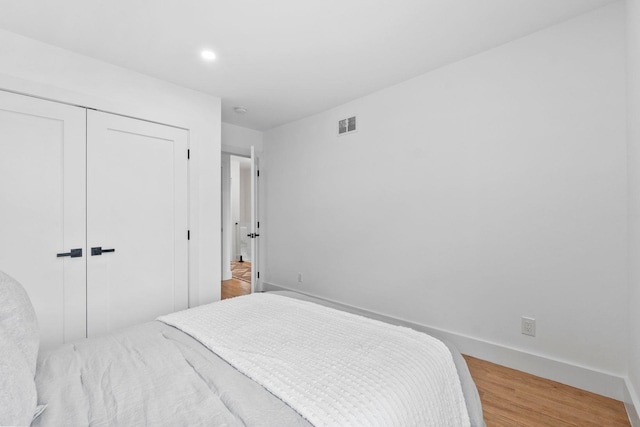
left=222, top=260, right=252, bottom=300
left=221, top=278, right=251, bottom=300
left=231, top=260, right=252, bottom=283
left=216, top=284, right=631, bottom=426
left=464, top=355, right=630, bottom=426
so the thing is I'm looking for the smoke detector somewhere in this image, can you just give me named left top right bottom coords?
left=234, top=106, right=248, bottom=114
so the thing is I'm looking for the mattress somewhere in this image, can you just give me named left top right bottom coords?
left=33, top=291, right=485, bottom=426
left=269, top=291, right=485, bottom=427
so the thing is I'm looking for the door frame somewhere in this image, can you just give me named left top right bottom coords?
left=221, top=148, right=260, bottom=293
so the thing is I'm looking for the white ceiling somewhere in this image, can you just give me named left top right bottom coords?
left=0, top=0, right=617, bottom=130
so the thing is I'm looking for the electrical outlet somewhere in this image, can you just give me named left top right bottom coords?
left=522, top=317, right=536, bottom=337
left=297, top=273, right=303, bottom=283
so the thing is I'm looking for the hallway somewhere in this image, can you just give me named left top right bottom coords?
left=221, top=261, right=252, bottom=300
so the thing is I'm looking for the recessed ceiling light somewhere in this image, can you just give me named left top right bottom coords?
left=201, top=50, right=216, bottom=61
left=234, top=106, right=248, bottom=114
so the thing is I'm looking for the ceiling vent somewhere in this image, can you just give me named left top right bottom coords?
left=338, top=116, right=357, bottom=136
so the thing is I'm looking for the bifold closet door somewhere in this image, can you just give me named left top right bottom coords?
left=0, top=91, right=86, bottom=348
left=86, top=111, right=188, bottom=337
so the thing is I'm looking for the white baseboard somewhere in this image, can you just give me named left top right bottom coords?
left=625, top=379, right=640, bottom=427
left=626, top=402, right=640, bottom=427
left=222, top=269, right=232, bottom=281
left=262, top=282, right=628, bottom=402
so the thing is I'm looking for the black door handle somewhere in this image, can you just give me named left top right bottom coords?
left=57, top=248, right=82, bottom=258
left=91, top=247, right=115, bottom=256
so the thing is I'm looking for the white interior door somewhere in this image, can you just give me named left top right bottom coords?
left=87, top=111, right=188, bottom=337
left=250, top=146, right=259, bottom=292
left=0, top=90, right=86, bottom=348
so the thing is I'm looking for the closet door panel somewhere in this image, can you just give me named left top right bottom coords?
left=87, top=111, right=188, bottom=337
left=0, top=91, right=86, bottom=348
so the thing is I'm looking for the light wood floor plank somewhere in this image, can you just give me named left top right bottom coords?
left=464, top=355, right=630, bottom=426
left=221, top=278, right=251, bottom=300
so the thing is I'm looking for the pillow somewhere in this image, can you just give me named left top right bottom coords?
left=0, top=271, right=39, bottom=375
left=0, top=326, right=38, bottom=427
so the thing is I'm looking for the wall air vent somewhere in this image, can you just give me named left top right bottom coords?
left=338, top=116, right=357, bottom=136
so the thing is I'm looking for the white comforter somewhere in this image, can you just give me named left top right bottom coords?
left=159, top=293, right=470, bottom=427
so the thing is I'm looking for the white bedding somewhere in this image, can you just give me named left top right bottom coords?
left=159, top=293, right=471, bottom=427
left=34, top=321, right=312, bottom=427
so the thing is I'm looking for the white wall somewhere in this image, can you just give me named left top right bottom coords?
left=264, top=3, right=627, bottom=395
left=222, top=122, right=264, bottom=156
left=240, top=162, right=252, bottom=225
left=230, top=157, right=241, bottom=260
left=0, top=29, right=222, bottom=305
left=221, top=153, right=233, bottom=280
left=627, top=0, right=640, bottom=421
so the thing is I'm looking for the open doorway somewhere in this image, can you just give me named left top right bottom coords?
left=221, top=153, right=253, bottom=299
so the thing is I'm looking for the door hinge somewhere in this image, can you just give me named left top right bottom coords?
left=187, top=149, right=190, bottom=159
left=257, top=221, right=260, bottom=229
left=257, top=271, right=260, bottom=279
left=187, top=230, right=190, bottom=240
left=257, top=169, right=260, bottom=177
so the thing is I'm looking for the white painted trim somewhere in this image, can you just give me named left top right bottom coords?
left=625, top=378, right=640, bottom=427
left=263, top=281, right=627, bottom=401
left=626, top=403, right=640, bottom=427
left=220, top=153, right=232, bottom=283
left=250, top=145, right=258, bottom=294
left=222, top=144, right=252, bottom=157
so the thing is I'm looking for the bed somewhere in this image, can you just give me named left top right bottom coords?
left=0, top=271, right=485, bottom=426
